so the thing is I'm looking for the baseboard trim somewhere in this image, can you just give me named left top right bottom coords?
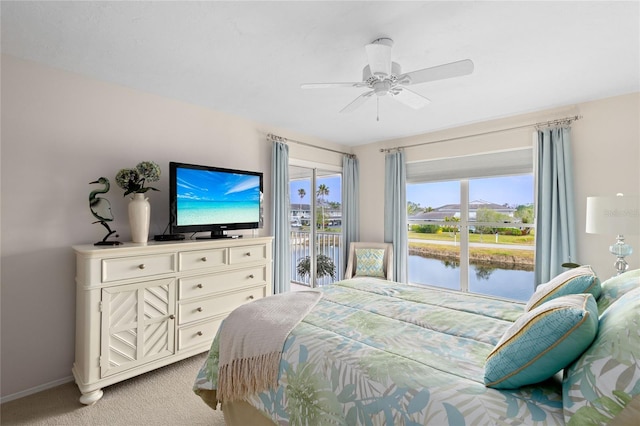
left=1, top=375, right=74, bottom=404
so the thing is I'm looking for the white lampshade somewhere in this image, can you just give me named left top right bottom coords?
left=586, top=194, right=640, bottom=236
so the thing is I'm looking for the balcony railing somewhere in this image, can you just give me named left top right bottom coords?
left=290, top=230, right=343, bottom=287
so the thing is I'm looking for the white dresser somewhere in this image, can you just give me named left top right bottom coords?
left=72, top=237, right=273, bottom=404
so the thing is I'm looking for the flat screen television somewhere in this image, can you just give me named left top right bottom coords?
left=169, top=161, right=263, bottom=239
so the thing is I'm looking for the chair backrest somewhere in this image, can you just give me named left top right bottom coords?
left=344, top=242, right=394, bottom=280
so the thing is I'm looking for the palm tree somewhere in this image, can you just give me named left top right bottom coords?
left=297, top=188, right=306, bottom=218
left=316, top=184, right=329, bottom=230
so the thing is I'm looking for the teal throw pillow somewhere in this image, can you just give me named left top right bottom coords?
left=596, top=268, right=640, bottom=315
left=526, top=265, right=601, bottom=311
left=485, top=293, right=598, bottom=389
left=355, top=248, right=386, bottom=278
left=563, top=286, right=640, bottom=425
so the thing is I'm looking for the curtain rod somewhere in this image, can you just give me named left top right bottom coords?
left=267, top=133, right=354, bottom=157
left=379, top=114, right=583, bottom=153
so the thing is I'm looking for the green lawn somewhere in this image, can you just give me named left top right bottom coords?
left=408, top=231, right=534, bottom=246
left=409, top=241, right=535, bottom=266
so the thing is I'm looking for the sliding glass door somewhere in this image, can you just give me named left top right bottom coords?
left=289, top=164, right=343, bottom=288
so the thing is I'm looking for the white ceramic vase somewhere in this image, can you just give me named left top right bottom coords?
left=129, top=193, right=150, bottom=243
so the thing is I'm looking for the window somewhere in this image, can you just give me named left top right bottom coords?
left=406, top=149, right=535, bottom=301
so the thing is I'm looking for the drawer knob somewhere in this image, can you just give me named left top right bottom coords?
left=196, top=331, right=203, bottom=337
left=201, top=257, right=207, bottom=262
left=138, top=264, right=145, bottom=270
left=169, top=314, right=175, bottom=320
left=196, top=307, right=203, bottom=312
left=248, top=295, right=255, bottom=300
left=248, top=274, right=254, bottom=279
left=196, top=284, right=203, bottom=289
left=245, top=252, right=251, bottom=257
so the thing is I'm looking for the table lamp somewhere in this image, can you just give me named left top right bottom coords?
left=586, top=194, right=640, bottom=275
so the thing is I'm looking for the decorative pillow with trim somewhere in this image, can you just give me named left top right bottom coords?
left=484, top=293, right=598, bottom=389
left=354, top=248, right=386, bottom=278
left=563, top=286, right=640, bottom=425
left=596, top=268, right=640, bottom=315
left=526, top=265, right=601, bottom=312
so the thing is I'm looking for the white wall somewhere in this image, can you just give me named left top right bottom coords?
left=0, top=55, right=347, bottom=399
left=353, top=92, right=640, bottom=280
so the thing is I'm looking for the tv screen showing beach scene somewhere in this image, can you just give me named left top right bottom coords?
left=175, top=167, right=261, bottom=226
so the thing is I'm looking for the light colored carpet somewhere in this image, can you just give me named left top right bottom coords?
left=1, top=353, right=225, bottom=425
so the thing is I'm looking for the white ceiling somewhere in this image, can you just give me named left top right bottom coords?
left=2, top=1, right=639, bottom=147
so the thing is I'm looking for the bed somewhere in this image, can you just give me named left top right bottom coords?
left=194, top=267, right=640, bottom=425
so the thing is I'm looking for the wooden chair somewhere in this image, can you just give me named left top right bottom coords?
left=344, top=242, right=394, bottom=280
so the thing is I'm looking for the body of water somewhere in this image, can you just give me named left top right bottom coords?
left=409, top=255, right=534, bottom=301
left=290, top=242, right=535, bottom=301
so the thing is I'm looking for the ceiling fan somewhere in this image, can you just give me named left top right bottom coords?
left=301, top=38, right=474, bottom=114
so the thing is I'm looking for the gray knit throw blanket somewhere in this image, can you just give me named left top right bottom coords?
left=217, top=290, right=322, bottom=403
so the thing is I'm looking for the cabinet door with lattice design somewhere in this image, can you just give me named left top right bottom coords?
left=100, top=278, right=176, bottom=378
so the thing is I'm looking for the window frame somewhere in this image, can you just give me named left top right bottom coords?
left=289, top=159, right=344, bottom=288
left=406, top=148, right=536, bottom=298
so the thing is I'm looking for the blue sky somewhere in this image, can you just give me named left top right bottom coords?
left=177, top=168, right=261, bottom=201
left=290, top=176, right=341, bottom=204
left=289, top=174, right=534, bottom=208
left=407, top=175, right=534, bottom=208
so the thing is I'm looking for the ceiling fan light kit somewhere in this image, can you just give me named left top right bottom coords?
left=302, top=37, right=474, bottom=116
left=365, top=37, right=394, bottom=76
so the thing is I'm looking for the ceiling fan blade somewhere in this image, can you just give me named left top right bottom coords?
left=365, top=38, right=393, bottom=76
left=401, top=59, right=474, bottom=85
left=340, top=91, right=375, bottom=113
left=391, top=87, right=431, bottom=109
left=301, top=82, right=368, bottom=89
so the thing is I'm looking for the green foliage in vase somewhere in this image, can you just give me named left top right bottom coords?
left=115, top=161, right=161, bottom=196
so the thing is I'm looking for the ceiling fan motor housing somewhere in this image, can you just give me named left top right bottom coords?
left=363, top=62, right=402, bottom=96
left=362, top=62, right=402, bottom=81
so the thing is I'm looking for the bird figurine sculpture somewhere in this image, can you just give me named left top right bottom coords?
left=89, top=177, right=121, bottom=245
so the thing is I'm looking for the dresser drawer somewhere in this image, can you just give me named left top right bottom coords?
left=229, top=244, right=267, bottom=265
left=178, top=318, right=222, bottom=350
left=178, top=286, right=266, bottom=325
left=178, top=266, right=266, bottom=300
left=101, top=254, right=176, bottom=282
left=179, top=248, right=227, bottom=272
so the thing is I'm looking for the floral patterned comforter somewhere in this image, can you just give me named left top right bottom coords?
left=194, top=278, right=565, bottom=425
